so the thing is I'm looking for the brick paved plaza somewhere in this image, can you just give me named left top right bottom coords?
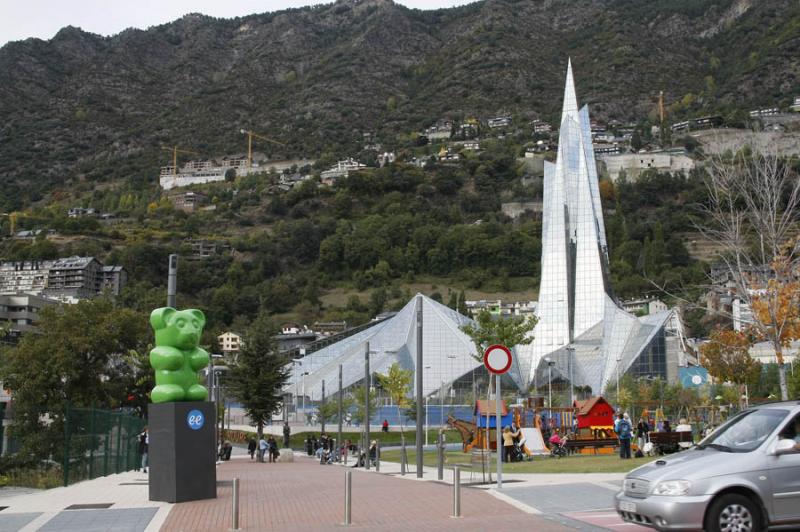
left=162, top=455, right=569, bottom=531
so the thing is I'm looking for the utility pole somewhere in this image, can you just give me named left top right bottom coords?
left=415, top=295, right=423, bottom=478
left=167, top=254, right=178, bottom=307
left=365, top=342, right=370, bottom=470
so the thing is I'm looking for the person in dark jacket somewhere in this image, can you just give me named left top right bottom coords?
left=248, top=438, right=257, bottom=460
left=305, top=435, right=314, bottom=456
left=636, top=418, right=650, bottom=453
left=267, top=436, right=279, bottom=463
left=138, top=427, right=149, bottom=473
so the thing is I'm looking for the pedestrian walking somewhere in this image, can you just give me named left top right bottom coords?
left=247, top=438, right=257, bottom=460
left=615, top=413, right=632, bottom=459
left=382, top=419, right=389, bottom=433
left=268, top=436, right=278, bottom=462
left=258, top=436, right=268, bottom=462
left=138, top=427, right=149, bottom=473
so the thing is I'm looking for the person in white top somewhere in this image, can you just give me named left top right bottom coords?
left=676, top=418, right=693, bottom=449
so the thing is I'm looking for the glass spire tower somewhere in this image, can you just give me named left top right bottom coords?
left=513, top=60, right=680, bottom=395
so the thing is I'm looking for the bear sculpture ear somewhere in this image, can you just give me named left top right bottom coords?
left=150, top=307, right=176, bottom=330
left=188, top=309, right=206, bottom=327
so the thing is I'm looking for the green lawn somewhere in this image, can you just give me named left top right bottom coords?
left=379, top=449, right=653, bottom=474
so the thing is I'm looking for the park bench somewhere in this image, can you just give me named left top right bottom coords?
left=648, top=431, right=693, bottom=455
left=565, top=438, right=619, bottom=455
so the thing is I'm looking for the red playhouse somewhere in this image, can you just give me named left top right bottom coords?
left=573, top=396, right=616, bottom=439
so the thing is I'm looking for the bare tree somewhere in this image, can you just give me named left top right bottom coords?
left=697, top=141, right=800, bottom=400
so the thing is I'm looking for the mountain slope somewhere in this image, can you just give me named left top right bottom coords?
left=1, top=0, right=799, bottom=209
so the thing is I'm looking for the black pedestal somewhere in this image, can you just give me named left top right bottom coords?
left=148, top=401, right=216, bottom=503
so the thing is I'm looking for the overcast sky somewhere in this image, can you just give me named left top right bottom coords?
left=1, top=1, right=477, bottom=45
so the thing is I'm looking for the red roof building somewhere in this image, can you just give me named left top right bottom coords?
left=573, top=396, right=615, bottom=430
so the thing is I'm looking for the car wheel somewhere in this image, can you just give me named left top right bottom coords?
left=705, top=494, right=762, bottom=532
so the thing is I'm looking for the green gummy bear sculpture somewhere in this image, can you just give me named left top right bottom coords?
left=149, top=307, right=210, bottom=403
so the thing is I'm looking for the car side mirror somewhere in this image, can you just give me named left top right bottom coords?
left=774, top=438, right=798, bottom=456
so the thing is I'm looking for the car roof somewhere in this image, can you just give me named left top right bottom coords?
left=748, top=401, right=800, bottom=411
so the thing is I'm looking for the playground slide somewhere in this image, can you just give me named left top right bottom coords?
left=519, top=427, right=548, bottom=456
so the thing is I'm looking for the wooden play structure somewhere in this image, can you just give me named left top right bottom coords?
left=568, top=396, right=619, bottom=455
left=448, top=396, right=622, bottom=456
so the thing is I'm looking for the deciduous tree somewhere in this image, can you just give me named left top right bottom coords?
left=697, top=143, right=800, bottom=399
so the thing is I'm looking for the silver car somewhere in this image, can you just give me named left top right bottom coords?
left=615, top=401, right=800, bottom=531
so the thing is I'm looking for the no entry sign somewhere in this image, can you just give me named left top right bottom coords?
left=483, top=344, right=512, bottom=374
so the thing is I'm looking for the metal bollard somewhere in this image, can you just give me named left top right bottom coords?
left=452, top=466, right=461, bottom=518
left=344, top=470, right=352, bottom=525
left=231, top=477, right=240, bottom=530
left=376, top=441, right=380, bottom=472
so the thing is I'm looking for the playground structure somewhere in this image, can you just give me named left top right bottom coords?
left=448, top=396, right=621, bottom=456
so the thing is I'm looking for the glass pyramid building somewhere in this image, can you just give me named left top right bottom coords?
left=511, top=60, right=678, bottom=395
left=284, top=61, right=683, bottom=400
left=284, top=294, right=483, bottom=401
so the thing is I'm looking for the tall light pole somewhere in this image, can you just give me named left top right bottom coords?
left=447, top=354, right=457, bottom=409
left=545, top=357, right=555, bottom=408
left=364, top=341, right=371, bottom=470
left=292, top=359, right=302, bottom=422
left=424, top=364, right=432, bottom=446
left=338, top=364, right=343, bottom=458
left=301, top=371, right=309, bottom=424
left=567, top=345, right=575, bottom=405
left=321, top=379, right=326, bottom=433
left=415, top=295, right=424, bottom=478
left=166, top=254, right=178, bottom=308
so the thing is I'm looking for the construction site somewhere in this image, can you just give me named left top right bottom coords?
left=158, top=129, right=311, bottom=190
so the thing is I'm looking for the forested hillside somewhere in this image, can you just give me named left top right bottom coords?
left=1, top=0, right=800, bottom=209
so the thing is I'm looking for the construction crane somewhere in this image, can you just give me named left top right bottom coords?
left=240, top=129, right=285, bottom=169
left=1, top=212, right=23, bottom=236
left=162, top=146, right=201, bottom=175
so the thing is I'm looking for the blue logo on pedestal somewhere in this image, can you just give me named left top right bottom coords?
left=187, top=409, right=205, bottom=430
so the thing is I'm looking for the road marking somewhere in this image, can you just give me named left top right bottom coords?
left=488, top=489, right=543, bottom=514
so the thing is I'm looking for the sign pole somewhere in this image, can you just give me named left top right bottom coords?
left=496, top=374, right=502, bottom=489
left=482, top=344, right=512, bottom=491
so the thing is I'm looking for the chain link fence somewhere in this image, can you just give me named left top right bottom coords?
left=62, top=405, right=146, bottom=486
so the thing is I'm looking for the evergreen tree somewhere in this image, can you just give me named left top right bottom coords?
left=226, top=313, right=290, bottom=441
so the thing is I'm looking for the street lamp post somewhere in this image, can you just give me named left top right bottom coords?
left=424, top=364, right=432, bottom=446
left=425, top=397, right=429, bottom=446
left=545, top=358, right=555, bottom=408
left=415, top=294, right=423, bottom=479
left=301, top=371, right=309, bottom=424
left=567, top=345, right=575, bottom=405
left=364, top=342, right=370, bottom=471
left=292, top=358, right=304, bottom=422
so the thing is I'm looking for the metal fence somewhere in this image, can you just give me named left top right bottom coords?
left=62, top=405, right=146, bottom=486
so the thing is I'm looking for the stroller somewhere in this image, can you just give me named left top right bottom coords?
left=549, top=433, right=568, bottom=458
left=507, top=442, right=526, bottom=462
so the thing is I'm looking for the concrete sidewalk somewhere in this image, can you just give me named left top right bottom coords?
left=0, top=470, right=170, bottom=532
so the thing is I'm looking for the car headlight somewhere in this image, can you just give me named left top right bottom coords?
left=652, top=480, right=691, bottom=496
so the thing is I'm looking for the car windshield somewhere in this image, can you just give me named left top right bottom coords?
left=698, top=409, right=788, bottom=453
